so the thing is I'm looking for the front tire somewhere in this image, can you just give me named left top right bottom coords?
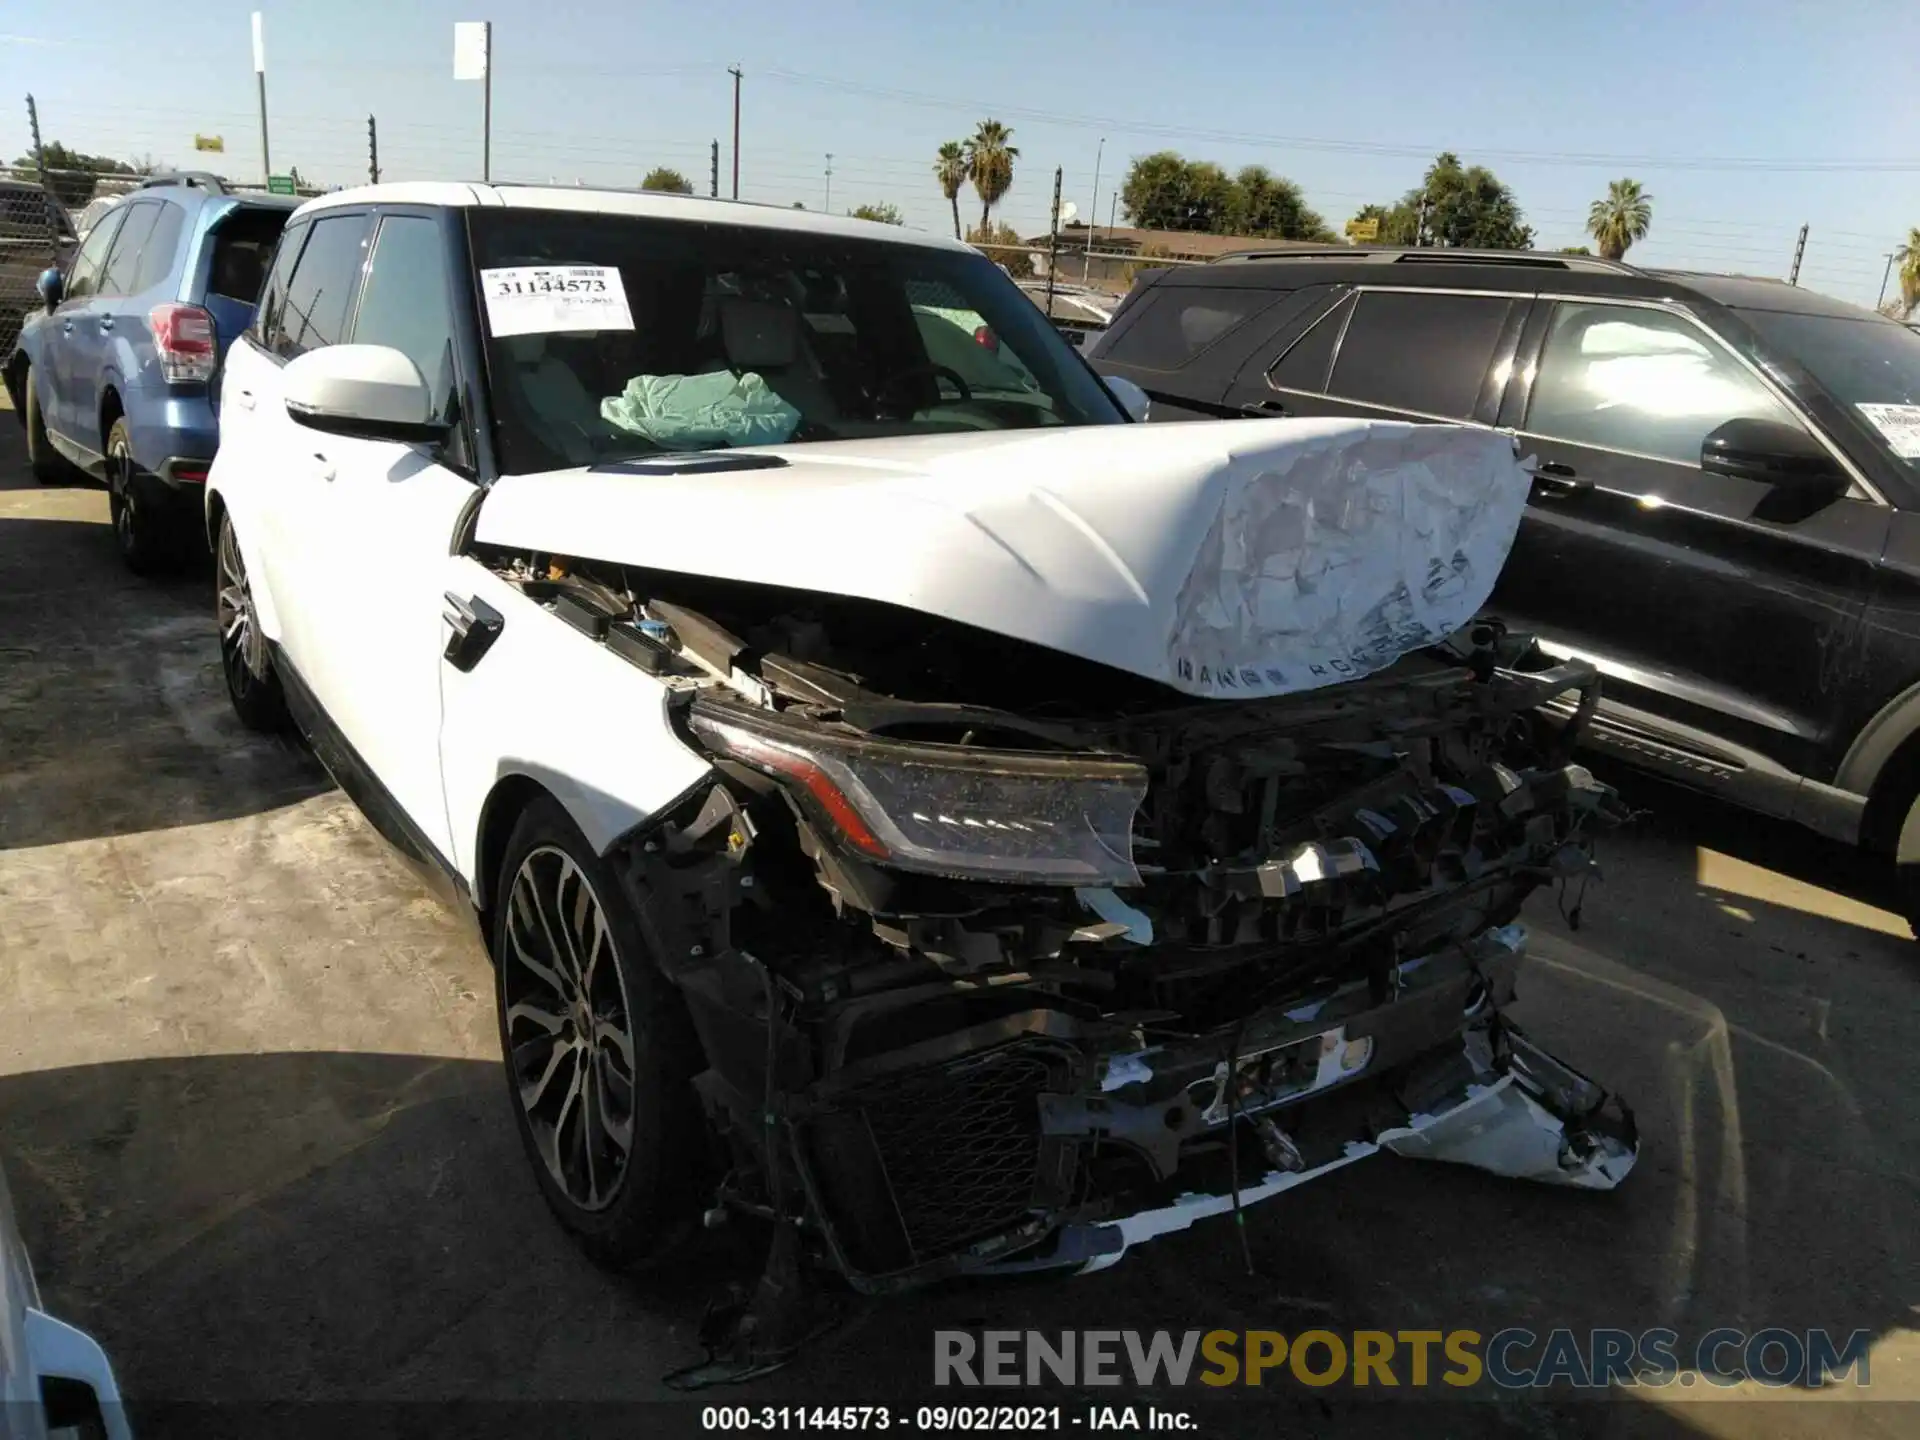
left=22, top=364, right=75, bottom=485
left=493, top=796, right=710, bottom=1269
left=214, top=513, right=289, bottom=733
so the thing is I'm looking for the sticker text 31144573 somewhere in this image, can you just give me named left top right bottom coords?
left=480, top=265, right=634, bottom=338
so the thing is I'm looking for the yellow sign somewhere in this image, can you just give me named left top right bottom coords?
left=1345, top=217, right=1379, bottom=243
left=194, top=134, right=225, bottom=153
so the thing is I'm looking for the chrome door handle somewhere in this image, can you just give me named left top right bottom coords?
left=1242, top=398, right=1290, bottom=417
left=60, top=320, right=73, bottom=335
left=312, top=453, right=335, bottom=483
left=232, top=387, right=255, bottom=410
left=97, top=316, right=114, bottom=333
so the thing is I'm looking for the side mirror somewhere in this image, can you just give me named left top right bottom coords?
left=1700, top=417, right=1843, bottom=492
left=36, top=267, right=62, bottom=309
left=1105, top=373, right=1151, bottom=423
left=283, top=344, right=449, bottom=445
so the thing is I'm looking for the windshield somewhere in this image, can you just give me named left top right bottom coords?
left=1738, top=307, right=1920, bottom=472
left=467, top=208, right=1124, bottom=472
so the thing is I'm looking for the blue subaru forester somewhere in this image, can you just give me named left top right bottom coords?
left=3, top=174, right=298, bottom=572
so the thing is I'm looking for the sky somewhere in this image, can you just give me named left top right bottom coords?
left=3, top=0, right=1917, bottom=308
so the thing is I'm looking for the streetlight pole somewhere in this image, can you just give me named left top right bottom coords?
left=1084, top=136, right=1104, bottom=283
left=1879, top=251, right=1897, bottom=312
left=252, top=12, right=271, bottom=183
left=728, top=64, right=742, bottom=199
left=824, top=153, right=833, bottom=213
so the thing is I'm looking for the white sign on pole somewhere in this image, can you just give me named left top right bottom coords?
left=453, top=21, right=490, bottom=81
left=251, top=12, right=265, bottom=74
left=1057, top=201, right=1079, bottom=228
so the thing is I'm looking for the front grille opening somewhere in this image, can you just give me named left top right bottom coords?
left=804, top=1040, right=1064, bottom=1275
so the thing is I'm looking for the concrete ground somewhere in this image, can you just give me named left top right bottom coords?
left=1, top=415, right=1917, bottom=1439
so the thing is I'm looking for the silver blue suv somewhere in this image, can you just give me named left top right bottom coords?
left=3, top=174, right=298, bottom=572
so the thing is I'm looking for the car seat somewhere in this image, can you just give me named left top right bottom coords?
left=718, top=296, right=838, bottom=427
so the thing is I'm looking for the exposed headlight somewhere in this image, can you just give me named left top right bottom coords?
left=687, top=699, right=1147, bottom=887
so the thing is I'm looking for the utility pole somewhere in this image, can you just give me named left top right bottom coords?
left=252, top=12, right=271, bottom=183
left=1788, top=223, right=1808, bottom=286
left=24, top=95, right=60, bottom=259
left=823, top=153, right=833, bottom=213
left=367, top=115, right=380, bottom=184
left=1879, top=251, right=1896, bottom=311
left=1046, top=166, right=1063, bottom=319
left=1084, top=137, right=1104, bottom=284
left=710, top=139, right=719, bottom=198
left=728, top=64, right=743, bottom=199
left=1415, top=195, right=1428, bottom=248
left=454, top=22, right=493, bottom=181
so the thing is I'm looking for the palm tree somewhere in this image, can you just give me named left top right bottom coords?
left=1587, top=178, right=1653, bottom=261
left=933, top=141, right=968, bottom=240
left=1896, top=229, right=1920, bottom=317
left=964, top=120, right=1019, bottom=234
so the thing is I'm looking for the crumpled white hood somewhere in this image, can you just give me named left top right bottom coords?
left=475, top=417, right=1532, bottom=699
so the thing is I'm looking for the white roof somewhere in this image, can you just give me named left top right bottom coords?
left=293, top=182, right=974, bottom=253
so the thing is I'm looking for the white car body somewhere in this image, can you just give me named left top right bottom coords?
left=206, top=183, right=1636, bottom=1306
left=0, top=1163, right=130, bottom=1440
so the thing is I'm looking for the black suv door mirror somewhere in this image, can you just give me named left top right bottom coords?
left=1700, top=417, right=1843, bottom=493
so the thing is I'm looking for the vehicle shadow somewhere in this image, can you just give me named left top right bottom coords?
left=0, top=435, right=332, bottom=850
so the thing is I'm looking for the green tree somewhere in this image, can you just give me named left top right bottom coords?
left=1587, top=178, right=1653, bottom=261
left=1559, top=245, right=1594, bottom=255
left=1897, top=229, right=1920, bottom=317
left=964, top=120, right=1019, bottom=233
left=933, top=140, right=968, bottom=239
left=1419, top=153, right=1533, bottom=249
left=1230, top=166, right=1336, bottom=241
left=1119, top=151, right=1190, bottom=229
left=850, top=202, right=903, bottom=225
left=640, top=167, right=694, bottom=194
left=1360, top=154, right=1532, bottom=250
left=13, top=141, right=137, bottom=206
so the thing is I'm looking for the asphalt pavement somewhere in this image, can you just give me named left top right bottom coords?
left=1, top=412, right=1916, bottom=1439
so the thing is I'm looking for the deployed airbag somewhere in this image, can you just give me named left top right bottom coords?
left=601, top=371, right=801, bottom=449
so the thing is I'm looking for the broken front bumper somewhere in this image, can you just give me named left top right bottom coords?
left=784, top=925, right=1638, bottom=1292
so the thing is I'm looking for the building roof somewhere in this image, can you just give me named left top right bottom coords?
left=294, top=182, right=976, bottom=252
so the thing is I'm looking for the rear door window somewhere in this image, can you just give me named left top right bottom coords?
left=1100, top=285, right=1288, bottom=370
left=251, top=219, right=310, bottom=350
left=1326, top=290, right=1517, bottom=419
left=62, top=205, right=128, bottom=301
left=97, top=201, right=161, bottom=297
left=275, top=213, right=371, bottom=359
left=130, top=202, right=186, bottom=293
left=1266, top=292, right=1353, bottom=393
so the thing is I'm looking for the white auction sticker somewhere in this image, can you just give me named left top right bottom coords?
left=480, top=265, right=633, bottom=337
left=1858, top=403, right=1920, bottom=460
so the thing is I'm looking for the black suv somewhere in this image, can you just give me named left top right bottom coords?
left=1090, top=249, right=1920, bottom=922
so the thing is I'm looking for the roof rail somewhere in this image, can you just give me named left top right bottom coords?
left=1211, top=247, right=1641, bottom=276
left=136, top=171, right=231, bottom=195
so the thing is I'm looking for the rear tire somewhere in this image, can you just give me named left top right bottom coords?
left=22, top=364, right=74, bottom=485
left=1891, top=795, right=1920, bottom=941
left=492, top=795, right=711, bottom=1269
left=106, top=417, right=179, bottom=574
left=214, top=512, right=289, bottom=733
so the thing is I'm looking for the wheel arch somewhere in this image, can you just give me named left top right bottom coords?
left=205, top=489, right=285, bottom=644
left=1835, top=680, right=1920, bottom=853
left=97, top=382, right=124, bottom=444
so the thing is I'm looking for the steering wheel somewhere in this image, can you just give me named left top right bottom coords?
left=874, top=364, right=973, bottom=415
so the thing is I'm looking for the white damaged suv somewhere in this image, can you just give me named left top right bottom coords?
left=208, top=184, right=1638, bottom=1316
